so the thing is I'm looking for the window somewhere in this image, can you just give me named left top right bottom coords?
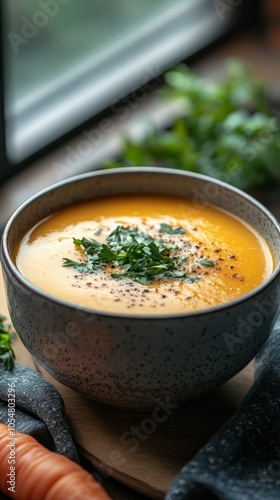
left=1, top=0, right=233, bottom=183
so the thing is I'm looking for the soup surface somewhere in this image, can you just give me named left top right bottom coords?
left=16, top=194, right=273, bottom=314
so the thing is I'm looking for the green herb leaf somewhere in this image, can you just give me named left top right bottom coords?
left=63, top=258, right=97, bottom=274
left=0, top=316, right=16, bottom=371
left=183, top=276, right=200, bottom=283
left=159, top=223, right=186, bottom=235
left=198, top=259, right=214, bottom=267
left=73, top=237, right=101, bottom=255
left=98, top=244, right=118, bottom=262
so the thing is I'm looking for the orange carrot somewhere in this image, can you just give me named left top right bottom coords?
left=0, top=423, right=111, bottom=500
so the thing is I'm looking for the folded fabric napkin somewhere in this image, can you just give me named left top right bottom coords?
left=166, top=314, right=280, bottom=500
left=0, top=363, right=79, bottom=463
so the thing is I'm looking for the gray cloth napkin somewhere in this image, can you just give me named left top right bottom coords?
left=0, top=363, right=79, bottom=463
left=166, top=315, right=280, bottom=500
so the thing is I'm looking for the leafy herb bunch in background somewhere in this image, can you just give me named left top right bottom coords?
left=0, top=316, right=15, bottom=371
left=105, top=60, right=280, bottom=191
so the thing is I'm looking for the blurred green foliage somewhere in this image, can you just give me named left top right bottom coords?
left=104, top=60, right=280, bottom=190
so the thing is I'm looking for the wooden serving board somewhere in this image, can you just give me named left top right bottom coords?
left=0, top=270, right=254, bottom=499
left=39, top=364, right=253, bottom=499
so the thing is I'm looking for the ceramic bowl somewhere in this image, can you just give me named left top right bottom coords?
left=2, top=167, right=280, bottom=409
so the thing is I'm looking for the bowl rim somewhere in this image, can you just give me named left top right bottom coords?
left=2, top=166, right=280, bottom=320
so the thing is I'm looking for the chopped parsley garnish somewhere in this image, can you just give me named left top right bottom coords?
left=63, top=225, right=199, bottom=285
left=198, top=259, right=214, bottom=267
left=0, top=315, right=16, bottom=371
left=159, top=223, right=186, bottom=235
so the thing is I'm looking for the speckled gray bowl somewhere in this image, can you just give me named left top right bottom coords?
left=2, top=167, right=280, bottom=409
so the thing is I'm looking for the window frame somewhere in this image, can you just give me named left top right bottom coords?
left=0, top=0, right=242, bottom=184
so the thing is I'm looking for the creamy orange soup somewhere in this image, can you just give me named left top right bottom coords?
left=16, top=194, right=273, bottom=314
